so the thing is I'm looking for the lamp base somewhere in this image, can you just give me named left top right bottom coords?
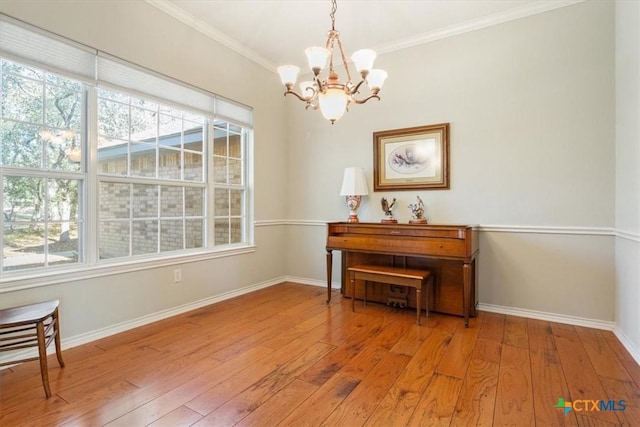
left=347, top=214, right=360, bottom=223
left=345, top=195, right=362, bottom=224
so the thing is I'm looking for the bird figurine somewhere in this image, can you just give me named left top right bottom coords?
left=380, top=197, right=398, bottom=223
left=408, top=196, right=427, bottom=224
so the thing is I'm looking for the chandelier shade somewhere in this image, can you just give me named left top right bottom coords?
left=305, top=47, right=331, bottom=72
left=277, top=65, right=300, bottom=86
left=367, top=69, right=388, bottom=91
left=319, top=87, right=348, bottom=122
left=351, top=49, right=376, bottom=74
left=277, top=0, right=387, bottom=124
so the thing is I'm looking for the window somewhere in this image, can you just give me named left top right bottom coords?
left=0, top=17, right=253, bottom=280
left=96, top=88, right=208, bottom=259
left=213, top=122, right=246, bottom=245
left=1, top=59, right=85, bottom=271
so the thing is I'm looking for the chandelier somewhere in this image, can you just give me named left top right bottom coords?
left=277, top=0, right=388, bottom=124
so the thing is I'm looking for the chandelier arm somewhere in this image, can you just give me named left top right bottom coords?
left=348, top=79, right=367, bottom=95
left=351, top=94, right=381, bottom=105
left=314, top=75, right=327, bottom=94
left=283, top=89, right=314, bottom=103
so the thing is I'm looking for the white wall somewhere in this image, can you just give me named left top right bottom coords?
left=615, top=0, right=640, bottom=358
left=0, top=0, right=289, bottom=339
left=286, top=1, right=617, bottom=323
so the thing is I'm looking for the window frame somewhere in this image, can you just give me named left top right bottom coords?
left=0, top=21, right=254, bottom=290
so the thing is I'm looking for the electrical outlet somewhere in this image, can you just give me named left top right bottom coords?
left=173, top=268, right=182, bottom=283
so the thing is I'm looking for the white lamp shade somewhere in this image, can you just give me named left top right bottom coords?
left=340, top=167, right=369, bottom=196
left=318, top=88, right=348, bottom=123
left=367, top=69, right=388, bottom=90
left=277, top=65, right=300, bottom=85
left=305, top=47, right=331, bottom=71
left=351, top=49, right=377, bottom=73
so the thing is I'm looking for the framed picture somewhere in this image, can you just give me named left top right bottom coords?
left=373, top=123, right=450, bottom=191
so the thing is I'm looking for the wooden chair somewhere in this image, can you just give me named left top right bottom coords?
left=0, top=300, right=65, bottom=398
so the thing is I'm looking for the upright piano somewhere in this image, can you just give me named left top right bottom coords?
left=326, top=222, right=479, bottom=326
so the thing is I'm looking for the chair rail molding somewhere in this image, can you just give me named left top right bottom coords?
left=258, top=220, right=621, bottom=238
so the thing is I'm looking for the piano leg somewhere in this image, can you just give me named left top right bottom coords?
left=463, top=262, right=471, bottom=327
left=326, top=249, right=333, bottom=303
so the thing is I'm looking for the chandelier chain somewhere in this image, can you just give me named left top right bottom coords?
left=330, top=0, right=337, bottom=30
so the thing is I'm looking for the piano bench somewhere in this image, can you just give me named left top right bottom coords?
left=347, top=265, right=433, bottom=325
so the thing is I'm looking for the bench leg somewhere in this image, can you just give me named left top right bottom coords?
left=416, top=287, right=421, bottom=325
left=350, top=276, right=355, bottom=312
left=364, top=281, right=367, bottom=308
left=425, top=277, right=431, bottom=318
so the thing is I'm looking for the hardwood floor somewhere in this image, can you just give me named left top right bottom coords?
left=1, top=282, right=639, bottom=426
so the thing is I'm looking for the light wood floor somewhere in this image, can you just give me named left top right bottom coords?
left=1, top=282, right=639, bottom=426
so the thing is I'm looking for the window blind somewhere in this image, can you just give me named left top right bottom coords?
left=0, top=15, right=253, bottom=128
left=97, top=53, right=217, bottom=119
left=0, top=15, right=96, bottom=84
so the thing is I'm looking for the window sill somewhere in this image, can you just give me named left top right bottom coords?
left=0, top=245, right=256, bottom=293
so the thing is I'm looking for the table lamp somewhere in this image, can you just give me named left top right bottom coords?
left=340, top=167, right=369, bottom=222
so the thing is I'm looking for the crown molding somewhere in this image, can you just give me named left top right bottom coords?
left=145, top=0, right=277, bottom=71
left=146, top=0, right=584, bottom=74
left=374, top=0, right=585, bottom=55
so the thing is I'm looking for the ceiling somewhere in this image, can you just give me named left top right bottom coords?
left=147, top=0, right=582, bottom=72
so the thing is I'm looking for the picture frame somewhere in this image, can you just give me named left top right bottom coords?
left=373, top=123, right=450, bottom=191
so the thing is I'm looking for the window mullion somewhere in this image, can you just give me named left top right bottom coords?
left=206, top=119, right=215, bottom=248
left=86, top=87, right=99, bottom=265
left=41, top=80, right=47, bottom=169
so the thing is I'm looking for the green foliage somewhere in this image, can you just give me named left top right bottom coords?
left=1, top=59, right=82, bottom=244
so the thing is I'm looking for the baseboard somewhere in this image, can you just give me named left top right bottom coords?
left=0, top=276, right=286, bottom=367
left=290, top=280, right=621, bottom=332
left=4, top=278, right=636, bottom=371
left=284, top=275, right=340, bottom=289
left=478, top=303, right=616, bottom=330
left=480, top=303, right=640, bottom=365
left=613, top=327, right=640, bottom=366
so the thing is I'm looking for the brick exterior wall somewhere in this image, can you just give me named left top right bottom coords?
left=98, top=132, right=241, bottom=258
